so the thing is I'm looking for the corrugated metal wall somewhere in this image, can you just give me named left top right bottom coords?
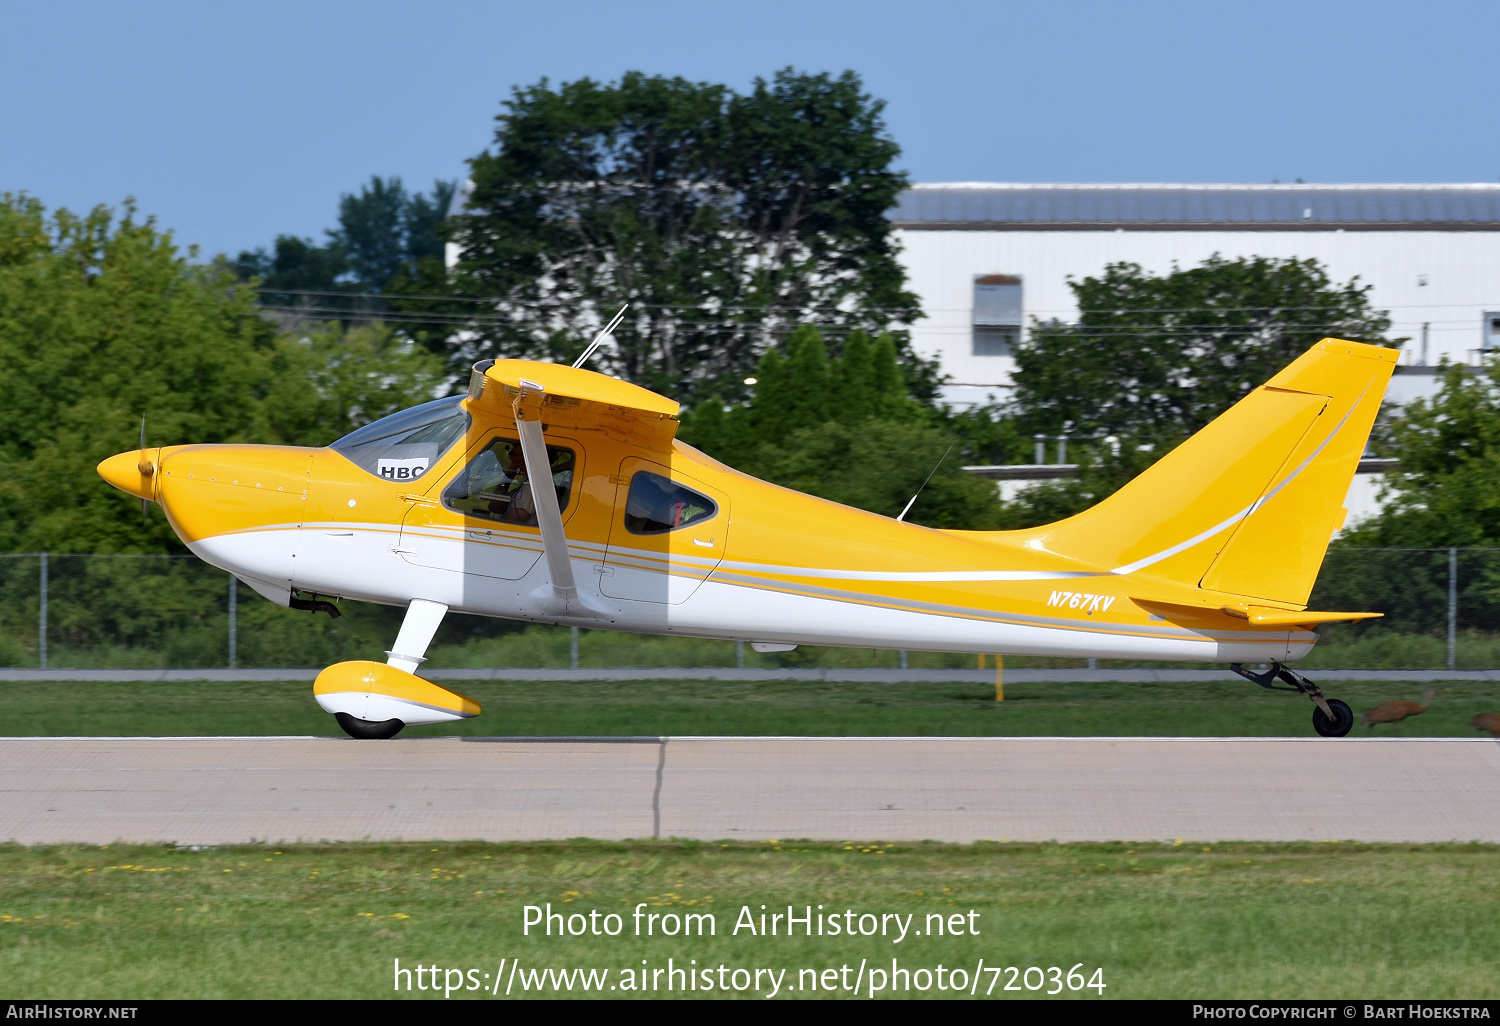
left=896, top=229, right=1500, bottom=400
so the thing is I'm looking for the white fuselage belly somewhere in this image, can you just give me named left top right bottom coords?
left=191, top=526, right=1314, bottom=664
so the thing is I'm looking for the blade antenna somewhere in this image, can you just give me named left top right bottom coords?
left=896, top=444, right=953, bottom=523
left=571, top=304, right=628, bottom=369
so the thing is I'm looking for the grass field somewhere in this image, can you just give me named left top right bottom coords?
left=4, top=677, right=1500, bottom=738
left=0, top=840, right=1495, bottom=1000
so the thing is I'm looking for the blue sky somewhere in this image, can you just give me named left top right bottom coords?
left=3, top=0, right=1496, bottom=258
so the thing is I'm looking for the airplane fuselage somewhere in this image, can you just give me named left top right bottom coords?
left=143, top=424, right=1314, bottom=665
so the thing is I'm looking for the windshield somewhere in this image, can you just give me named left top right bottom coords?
left=329, top=396, right=470, bottom=483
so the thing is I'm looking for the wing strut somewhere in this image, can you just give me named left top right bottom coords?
left=512, top=381, right=608, bottom=617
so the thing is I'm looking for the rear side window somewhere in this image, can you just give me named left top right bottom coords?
left=330, top=396, right=469, bottom=483
left=624, top=472, right=717, bottom=534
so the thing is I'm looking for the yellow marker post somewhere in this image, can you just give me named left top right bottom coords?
left=995, top=655, right=1004, bottom=702
left=977, top=653, right=986, bottom=669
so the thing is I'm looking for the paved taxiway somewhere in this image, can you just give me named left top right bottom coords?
left=2, top=737, right=1498, bottom=846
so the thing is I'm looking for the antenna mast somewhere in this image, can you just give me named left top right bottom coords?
left=896, top=444, right=953, bottom=523
left=572, top=305, right=629, bottom=369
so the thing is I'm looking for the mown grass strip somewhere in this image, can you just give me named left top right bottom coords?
left=3, top=678, right=1500, bottom=738
left=0, top=840, right=1495, bottom=999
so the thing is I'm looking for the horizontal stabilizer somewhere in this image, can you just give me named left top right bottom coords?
left=1222, top=607, right=1384, bottom=627
left=1134, top=598, right=1383, bottom=628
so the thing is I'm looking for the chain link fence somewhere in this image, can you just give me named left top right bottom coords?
left=1, top=549, right=1499, bottom=669
left=0, top=554, right=414, bottom=669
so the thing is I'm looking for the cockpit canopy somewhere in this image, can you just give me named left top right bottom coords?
left=329, top=396, right=470, bottom=483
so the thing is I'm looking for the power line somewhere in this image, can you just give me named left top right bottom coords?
left=253, top=304, right=894, bottom=334
left=258, top=285, right=1393, bottom=317
left=252, top=287, right=918, bottom=315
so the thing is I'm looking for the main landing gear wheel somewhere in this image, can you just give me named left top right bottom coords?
left=1312, top=699, right=1354, bottom=738
left=334, top=712, right=405, bottom=740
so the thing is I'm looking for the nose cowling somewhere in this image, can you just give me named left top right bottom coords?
left=97, top=449, right=158, bottom=501
left=151, top=444, right=315, bottom=546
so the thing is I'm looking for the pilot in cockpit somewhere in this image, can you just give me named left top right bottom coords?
left=500, top=448, right=536, bottom=523
left=443, top=438, right=575, bottom=527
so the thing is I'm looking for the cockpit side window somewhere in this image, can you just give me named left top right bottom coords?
left=624, top=472, right=717, bottom=534
left=443, top=438, right=576, bottom=527
left=330, top=396, right=470, bottom=483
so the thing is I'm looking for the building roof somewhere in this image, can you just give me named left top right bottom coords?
left=891, top=183, right=1500, bottom=231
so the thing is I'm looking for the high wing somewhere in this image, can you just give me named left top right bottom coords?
left=467, top=357, right=680, bottom=446
left=466, top=358, right=681, bottom=616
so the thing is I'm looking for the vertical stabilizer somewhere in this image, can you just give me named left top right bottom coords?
left=1015, top=339, right=1397, bottom=607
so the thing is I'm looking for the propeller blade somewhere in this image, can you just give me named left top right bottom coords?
left=136, top=415, right=154, bottom=478
left=136, top=414, right=154, bottom=522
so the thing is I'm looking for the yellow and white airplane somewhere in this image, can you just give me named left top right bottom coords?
left=98, top=337, right=1394, bottom=739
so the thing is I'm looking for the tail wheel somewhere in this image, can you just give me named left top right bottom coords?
left=334, top=712, right=405, bottom=740
left=1312, top=699, right=1354, bottom=738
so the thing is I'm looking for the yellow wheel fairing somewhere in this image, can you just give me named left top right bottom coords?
left=313, top=660, right=480, bottom=726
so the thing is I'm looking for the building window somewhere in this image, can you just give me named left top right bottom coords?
left=973, top=274, right=1022, bottom=356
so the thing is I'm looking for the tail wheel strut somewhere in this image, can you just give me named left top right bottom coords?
left=1230, top=662, right=1353, bottom=738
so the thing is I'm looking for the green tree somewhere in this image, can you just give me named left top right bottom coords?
left=257, top=323, right=448, bottom=456
left=678, top=325, right=999, bottom=528
left=943, top=404, right=1029, bottom=467
left=447, top=69, right=922, bottom=401
left=0, top=194, right=446, bottom=555
left=400, top=179, right=458, bottom=268
left=232, top=234, right=350, bottom=306
left=234, top=177, right=457, bottom=313
left=331, top=176, right=457, bottom=291
left=751, top=419, right=1005, bottom=529
left=331, top=175, right=408, bottom=289
left=681, top=326, right=917, bottom=465
left=1013, top=255, right=1396, bottom=443
left=1341, top=361, right=1500, bottom=546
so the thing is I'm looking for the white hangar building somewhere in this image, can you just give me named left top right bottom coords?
left=891, top=182, right=1500, bottom=409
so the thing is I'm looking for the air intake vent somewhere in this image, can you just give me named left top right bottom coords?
left=467, top=359, right=496, bottom=400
